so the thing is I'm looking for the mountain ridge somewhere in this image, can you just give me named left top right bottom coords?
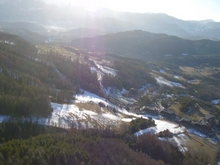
left=71, top=30, right=220, bottom=58
left=0, top=0, right=220, bottom=40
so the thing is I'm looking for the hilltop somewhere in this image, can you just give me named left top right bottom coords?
left=71, top=30, right=220, bottom=58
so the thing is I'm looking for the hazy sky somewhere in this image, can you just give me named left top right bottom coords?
left=45, top=0, right=220, bottom=21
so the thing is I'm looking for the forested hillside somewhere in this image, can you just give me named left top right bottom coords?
left=101, top=55, right=156, bottom=90
left=0, top=32, right=53, bottom=117
left=71, top=30, right=220, bottom=58
left=0, top=32, right=101, bottom=117
left=0, top=127, right=211, bottom=165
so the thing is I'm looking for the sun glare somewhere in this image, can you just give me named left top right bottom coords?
left=46, top=0, right=220, bottom=21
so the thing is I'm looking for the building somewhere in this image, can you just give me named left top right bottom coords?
left=180, top=118, right=192, bottom=125
left=159, top=109, right=177, bottom=120
left=204, top=115, right=216, bottom=126
left=140, top=106, right=159, bottom=116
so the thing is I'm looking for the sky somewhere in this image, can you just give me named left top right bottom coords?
left=44, top=0, right=220, bottom=22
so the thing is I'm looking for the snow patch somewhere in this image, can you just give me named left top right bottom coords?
left=187, top=79, right=197, bottom=83
left=42, top=102, right=120, bottom=128
left=156, top=76, right=184, bottom=88
left=212, top=99, right=220, bottom=105
left=135, top=119, right=185, bottom=136
left=160, top=69, right=166, bottom=74
left=102, top=113, right=118, bottom=120
left=188, top=129, right=207, bottom=138
left=118, top=88, right=128, bottom=95
left=102, top=66, right=117, bottom=76
left=90, top=67, right=97, bottom=72
left=138, top=84, right=152, bottom=92
left=122, top=118, right=134, bottom=122
left=160, top=135, right=188, bottom=152
left=0, top=40, right=15, bottom=45
left=76, top=90, right=109, bottom=105
left=0, top=115, right=10, bottom=122
left=105, top=87, right=112, bottom=95
left=95, top=63, right=117, bottom=76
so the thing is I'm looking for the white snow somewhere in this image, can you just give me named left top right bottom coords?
left=188, top=129, right=207, bottom=138
left=160, top=135, right=188, bottom=152
left=102, top=113, right=118, bottom=120
left=0, top=89, right=210, bottom=149
left=122, top=118, right=134, bottom=122
left=95, top=62, right=117, bottom=77
left=156, top=76, right=185, bottom=88
left=101, top=66, right=117, bottom=76
left=104, top=87, right=112, bottom=95
left=37, top=102, right=121, bottom=128
left=173, top=136, right=188, bottom=152
left=187, top=80, right=197, bottom=83
left=160, top=69, right=166, bottom=74
left=174, top=75, right=179, bottom=79
left=34, top=90, right=121, bottom=128
left=75, top=90, right=109, bottom=105
left=171, top=82, right=184, bottom=88
left=0, top=40, right=15, bottom=45
left=212, top=99, right=220, bottom=105
left=118, top=88, right=128, bottom=95
left=34, top=58, right=41, bottom=62
left=90, top=67, right=97, bottom=72
left=135, top=119, right=185, bottom=136
left=138, top=84, right=151, bottom=92
left=134, top=117, right=189, bottom=152
left=0, top=115, right=9, bottom=122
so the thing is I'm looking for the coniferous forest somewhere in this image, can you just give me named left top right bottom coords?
left=0, top=120, right=211, bottom=165
left=0, top=21, right=220, bottom=164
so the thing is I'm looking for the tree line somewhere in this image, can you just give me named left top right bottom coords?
left=0, top=123, right=215, bottom=165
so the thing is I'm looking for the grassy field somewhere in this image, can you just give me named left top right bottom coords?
left=180, top=66, right=199, bottom=76
left=170, top=103, right=210, bottom=121
left=76, top=103, right=103, bottom=113
left=37, top=44, right=79, bottom=59
left=180, top=66, right=219, bottom=77
left=184, top=133, right=219, bottom=164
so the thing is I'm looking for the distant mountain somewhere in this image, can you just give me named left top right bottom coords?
left=71, top=30, right=220, bottom=58
left=0, top=22, right=47, bottom=33
left=100, top=11, right=220, bottom=40
left=0, top=22, right=50, bottom=43
left=0, top=0, right=220, bottom=40
left=57, top=28, right=106, bottom=43
left=0, top=28, right=47, bottom=43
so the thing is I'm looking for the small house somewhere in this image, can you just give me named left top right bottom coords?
left=193, top=121, right=212, bottom=133
left=140, top=106, right=159, bottom=116
left=204, top=115, right=216, bottom=126
left=160, top=109, right=177, bottom=120
left=180, top=118, right=192, bottom=125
